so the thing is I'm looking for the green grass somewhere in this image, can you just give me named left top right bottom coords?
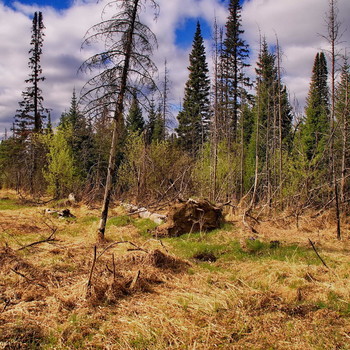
left=0, top=198, right=30, bottom=211
left=107, top=215, right=135, bottom=228
left=166, top=233, right=322, bottom=267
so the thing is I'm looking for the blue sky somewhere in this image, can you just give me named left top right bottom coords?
left=0, top=0, right=349, bottom=137
left=3, top=0, right=72, bottom=10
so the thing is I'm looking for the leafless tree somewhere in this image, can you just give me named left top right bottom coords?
left=80, top=0, right=159, bottom=241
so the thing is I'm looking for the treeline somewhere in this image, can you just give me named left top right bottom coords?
left=0, top=0, right=349, bottom=221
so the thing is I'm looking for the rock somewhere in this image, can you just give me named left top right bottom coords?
left=156, top=198, right=223, bottom=237
left=139, top=209, right=151, bottom=219
left=149, top=213, right=166, bottom=225
left=68, top=193, right=76, bottom=203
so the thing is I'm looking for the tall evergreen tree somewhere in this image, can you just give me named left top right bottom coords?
left=302, top=52, right=329, bottom=161
left=126, top=94, right=145, bottom=135
left=247, top=39, right=292, bottom=203
left=14, top=12, right=47, bottom=136
left=176, top=22, right=211, bottom=156
left=60, top=90, right=95, bottom=180
left=219, top=0, right=250, bottom=143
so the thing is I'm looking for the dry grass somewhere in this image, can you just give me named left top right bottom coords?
left=0, top=190, right=350, bottom=349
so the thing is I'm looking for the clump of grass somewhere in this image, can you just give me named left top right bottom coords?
left=107, top=215, right=135, bottom=228
left=134, top=219, right=158, bottom=237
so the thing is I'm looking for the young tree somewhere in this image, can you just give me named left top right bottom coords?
left=126, top=93, right=145, bottom=134
left=81, top=0, right=158, bottom=241
left=15, top=12, right=47, bottom=136
left=247, top=39, right=292, bottom=205
left=60, top=90, right=95, bottom=182
left=176, top=22, right=211, bottom=156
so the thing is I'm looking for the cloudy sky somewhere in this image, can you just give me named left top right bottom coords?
left=0, top=0, right=349, bottom=138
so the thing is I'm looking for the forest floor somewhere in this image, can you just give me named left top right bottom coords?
left=0, top=190, right=350, bottom=349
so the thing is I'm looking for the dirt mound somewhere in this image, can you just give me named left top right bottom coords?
left=156, top=199, right=223, bottom=237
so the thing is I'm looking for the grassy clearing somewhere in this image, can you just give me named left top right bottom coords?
left=0, top=192, right=350, bottom=349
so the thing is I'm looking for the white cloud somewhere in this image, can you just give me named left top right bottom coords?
left=242, top=0, right=350, bottom=107
left=0, top=0, right=349, bottom=138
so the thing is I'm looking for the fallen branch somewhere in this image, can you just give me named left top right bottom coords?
left=97, top=241, right=148, bottom=260
left=129, top=270, right=140, bottom=289
left=10, top=268, right=47, bottom=289
left=1, top=299, right=11, bottom=313
left=17, top=229, right=57, bottom=251
left=308, top=239, right=329, bottom=269
left=87, top=246, right=97, bottom=291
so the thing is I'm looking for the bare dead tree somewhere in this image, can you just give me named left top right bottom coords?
left=80, top=0, right=159, bottom=241
left=323, top=0, right=343, bottom=239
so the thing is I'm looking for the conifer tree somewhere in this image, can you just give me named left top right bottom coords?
left=15, top=12, right=47, bottom=136
left=302, top=52, right=329, bottom=161
left=247, top=39, right=292, bottom=203
left=219, top=0, right=250, bottom=143
left=176, top=22, right=210, bottom=156
left=126, top=94, right=145, bottom=135
left=60, top=90, right=95, bottom=181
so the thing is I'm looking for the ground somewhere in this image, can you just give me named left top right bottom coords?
left=0, top=190, right=350, bottom=349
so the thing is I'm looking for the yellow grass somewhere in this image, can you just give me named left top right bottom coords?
left=0, top=190, right=349, bottom=349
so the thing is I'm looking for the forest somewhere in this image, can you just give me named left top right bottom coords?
left=0, top=0, right=349, bottom=238
left=0, top=0, right=350, bottom=348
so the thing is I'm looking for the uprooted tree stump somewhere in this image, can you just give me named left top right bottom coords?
left=156, top=199, right=224, bottom=237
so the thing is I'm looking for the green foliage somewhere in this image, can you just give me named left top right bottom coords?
left=176, top=22, right=211, bottom=156
left=192, top=141, right=240, bottom=200
left=118, top=132, right=193, bottom=202
left=126, top=94, right=145, bottom=135
left=41, top=127, right=80, bottom=198
left=301, top=52, right=329, bottom=162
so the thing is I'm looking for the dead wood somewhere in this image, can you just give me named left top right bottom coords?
left=308, top=239, right=329, bottom=269
left=17, top=229, right=57, bottom=251
left=10, top=268, right=47, bottom=289
left=87, top=246, right=97, bottom=293
left=156, top=198, right=223, bottom=237
left=129, top=270, right=141, bottom=289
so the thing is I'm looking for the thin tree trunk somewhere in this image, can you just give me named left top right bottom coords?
left=97, top=0, right=139, bottom=242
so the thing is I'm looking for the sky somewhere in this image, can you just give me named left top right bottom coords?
left=0, top=0, right=350, bottom=138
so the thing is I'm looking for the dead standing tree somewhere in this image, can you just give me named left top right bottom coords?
left=80, top=0, right=159, bottom=241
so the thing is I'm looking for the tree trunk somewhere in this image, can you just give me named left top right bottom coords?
left=97, top=0, right=139, bottom=242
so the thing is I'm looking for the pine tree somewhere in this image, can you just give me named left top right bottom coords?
left=302, top=52, right=329, bottom=162
left=219, top=0, right=250, bottom=143
left=14, top=12, right=47, bottom=136
left=60, top=90, right=95, bottom=181
left=176, top=22, right=211, bottom=156
left=126, top=94, right=145, bottom=135
left=247, top=39, right=292, bottom=203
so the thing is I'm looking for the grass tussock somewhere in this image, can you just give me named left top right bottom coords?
left=0, top=192, right=350, bottom=349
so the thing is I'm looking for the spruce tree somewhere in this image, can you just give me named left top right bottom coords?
left=126, top=94, right=145, bottom=135
left=15, top=12, right=47, bottom=136
left=219, top=0, right=250, bottom=143
left=247, top=39, right=292, bottom=202
left=302, top=52, right=329, bottom=161
left=176, top=21, right=211, bottom=156
left=60, top=90, right=95, bottom=181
